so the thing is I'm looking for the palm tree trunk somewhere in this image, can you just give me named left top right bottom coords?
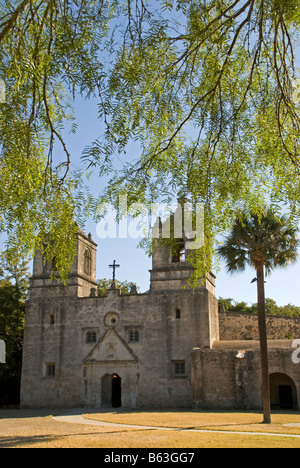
left=256, top=264, right=271, bottom=424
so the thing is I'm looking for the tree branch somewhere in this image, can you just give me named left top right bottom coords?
left=0, top=0, right=31, bottom=42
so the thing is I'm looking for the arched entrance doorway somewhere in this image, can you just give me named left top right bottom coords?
left=101, top=374, right=121, bottom=408
left=269, top=373, right=298, bottom=410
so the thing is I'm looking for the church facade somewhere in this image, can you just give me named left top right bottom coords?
left=21, top=229, right=300, bottom=410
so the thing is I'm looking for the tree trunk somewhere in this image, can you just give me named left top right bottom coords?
left=256, top=264, right=271, bottom=424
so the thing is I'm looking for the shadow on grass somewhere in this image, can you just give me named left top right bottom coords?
left=0, top=429, right=154, bottom=448
left=0, top=434, right=58, bottom=448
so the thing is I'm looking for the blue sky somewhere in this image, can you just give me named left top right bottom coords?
left=55, top=18, right=300, bottom=308
left=61, top=89, right=300, bottom=307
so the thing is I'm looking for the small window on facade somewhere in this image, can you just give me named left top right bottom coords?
left=173, top=360, right=186, bottom=376
left=86, top=330, right=97, bottom=344
left=84, top=248, right=91, bottom=276
left=175, top=308, right=181, bottom=319
left=47, top=363, right=56, bottom=378
left=129, top=329, right=139, bottom=343
left=50, top=314, right=55, bottom=325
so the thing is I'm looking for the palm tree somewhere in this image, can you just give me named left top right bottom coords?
left=217, top=208, right=299, bottom=424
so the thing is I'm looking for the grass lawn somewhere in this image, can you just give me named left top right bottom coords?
left=85, top=409, right=300, bottom=435
left=0, top=408, right=300, bottom=448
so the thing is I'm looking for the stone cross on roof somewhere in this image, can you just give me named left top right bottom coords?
left=109, top=260, right=120, bottom=285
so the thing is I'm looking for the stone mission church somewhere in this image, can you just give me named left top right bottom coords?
left=21, top=225, right=300, bottom=410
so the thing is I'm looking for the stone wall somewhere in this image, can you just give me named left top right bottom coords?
left=21, top=286, right=219, bottom=408
left=191, top=343, right=300, bottom=410
left=219, top=311, right=300, bottom=341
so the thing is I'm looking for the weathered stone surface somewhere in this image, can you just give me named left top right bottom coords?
left=21, top=231, right=218, bottom=408
left=21, top=228, right=300, bottom=410
left=191, top=343, right=300, bottom=410
left=219, top=311, right=300, bottom=341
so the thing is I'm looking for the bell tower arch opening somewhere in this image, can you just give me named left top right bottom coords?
left=172, top=239, right=186, bottom=263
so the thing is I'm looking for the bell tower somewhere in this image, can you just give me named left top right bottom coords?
left=150, top=199, right=215, bottom=294
left=30, top=229, right=98, bottom=298
left=149, top=200, right=219, bottom=347
left=150, top=235, right=216, bottom=294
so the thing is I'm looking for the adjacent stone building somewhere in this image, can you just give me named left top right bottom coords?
left=21, top=228, right=300, bottom=410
